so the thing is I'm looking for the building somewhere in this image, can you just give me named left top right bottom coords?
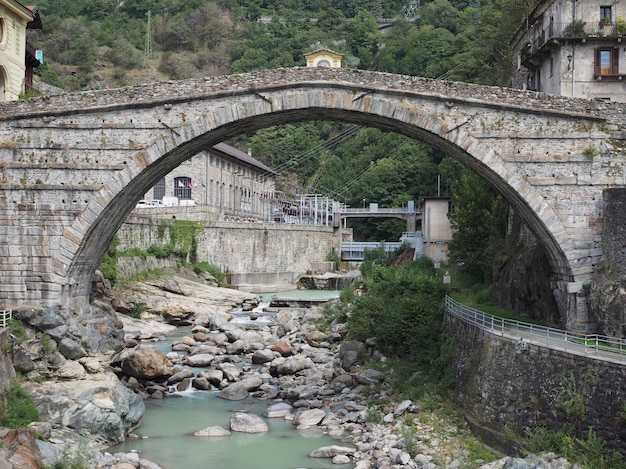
left=304, top=48, right=344, bottom=68
left=0, top=1, right=40, bottom=101
left=511, top=0, right=626, bottom=102
left=140, top=143, right=279, bottom=222
left=421, top=197, right=452, bottom=263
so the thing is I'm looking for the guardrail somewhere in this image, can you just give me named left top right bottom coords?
left=445, top=296, right=626, bottom=362
left=0, top=309, right=12, bottom=328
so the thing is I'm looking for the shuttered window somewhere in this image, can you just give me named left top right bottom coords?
left=594, top=48, right=619, bottom=75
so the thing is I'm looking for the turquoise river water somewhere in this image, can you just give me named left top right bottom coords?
left=111, top=291, right=355, bottom=469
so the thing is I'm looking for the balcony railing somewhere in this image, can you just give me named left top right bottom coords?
left=523, top=21, right=626, bottom=59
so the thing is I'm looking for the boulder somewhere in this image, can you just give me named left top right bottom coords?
left=193, top=426, right=231, bottom=437
left=58, top=337, right=88, bottom=360
left=0, top=428, right=42, bottom=469
left=229, top=412, right=269, bottom=433
left=251, top=349, right=275, bottom=364
left=355, top=369, right=386, bottom=385
left=183, top=354, right=215, bottom=367
left=339, top=341, right=367, bottom=371
left=119, top=347, right=173, bottom=380
left=263, top=402, right=293, bottom=418
left=306, top=331, right=327, bottom=347
left=294, top=408, right=327, bottom=428
left=309, top=445, right=355, bottom=458
left=24, top=371, right=145, bottom=445
left=270, top=356, right=314, bottom=376
left=167, top=368, right=194, bottom=384
left=217, top=377, right=263, bottom=400
left=192, top=377, right=210, bottom=390
left=270, top=340, right=293, bottom=357
left=198, top=369, right=223, bottom=386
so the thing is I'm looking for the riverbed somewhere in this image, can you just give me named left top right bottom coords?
left=111, top=291, right=353, bottom=469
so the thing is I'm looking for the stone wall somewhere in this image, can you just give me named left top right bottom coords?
left=115, top=218, right=347, bottom=291
left=601, top=188, right=626, bottom=282
left=446, top=312, right=626, bottom=455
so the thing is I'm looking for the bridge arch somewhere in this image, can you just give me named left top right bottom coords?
left=0, top=67, right=620, bottom=329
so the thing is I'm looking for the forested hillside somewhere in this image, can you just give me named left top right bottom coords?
left=30, top=0, right=541, bottom=277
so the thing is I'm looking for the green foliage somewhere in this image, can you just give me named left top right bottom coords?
left=0, top=383, right=40, bottom=429
left=547, top=371, right=588, bottom=422
left=127, top=302, right=148, bottom=319
left=191, top=262, right=224, bottom=284
left=8, top=319, right=29, bottom=343
left=326, top=248, right=341, bottom=266
left=523, top=426, right=626, bottom=469
left=146, top=244, right=174, bottom=259
left=99, top=235, right=120, bottom=286
left=347, top=260, right=447, bottom=365
left=447, top=171, right=508, bottom=284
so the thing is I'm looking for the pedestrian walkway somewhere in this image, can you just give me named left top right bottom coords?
left=446, top=296, right=626, bottom=364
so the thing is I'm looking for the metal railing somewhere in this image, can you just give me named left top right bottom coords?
left=523, top=21, right=626, bottom=58
left=445, top=296, right=626, bottom=363
left=0, top=309, right=12, bottom=328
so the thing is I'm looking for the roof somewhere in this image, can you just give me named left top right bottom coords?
left=303, top=48, right=344, bottom=59
left=2, top=0, right=34, bottom=21
left=212, top=143, right=277, bottom=177
left=26, top=5, right=42, bottom=30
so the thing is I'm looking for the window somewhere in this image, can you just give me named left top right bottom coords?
left=0, top=18, right=5, bottom=46
left=594, top=48, right=619, bottom=75
left=153, top=178, right=165, bottom=200
left=174, top=177, right=192, bottom=200
left=600, top=6, right=612, bottom=23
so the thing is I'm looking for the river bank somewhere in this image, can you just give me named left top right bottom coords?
left=0, top=269, right=577, bottom=469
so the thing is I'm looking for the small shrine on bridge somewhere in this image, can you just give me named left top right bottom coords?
left=304, top=48, right=343, bottom=68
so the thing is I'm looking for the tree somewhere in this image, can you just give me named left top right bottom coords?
left=447, top=171, right=508, bottom=283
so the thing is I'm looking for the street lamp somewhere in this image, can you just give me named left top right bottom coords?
left=362, top=198, right=366, bottom=209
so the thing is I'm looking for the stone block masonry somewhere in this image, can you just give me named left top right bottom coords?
left=0, top=67, right=624, bottom=323
left=446, top=312, right=626, bottom=455
left=116, top=218, right=343, bottom=291
left=602, top=188, right=626, bottom=281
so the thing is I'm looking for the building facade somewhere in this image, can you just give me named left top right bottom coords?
left=304, top=48, right=344, bottom=68
left=421, top=197, right=452, bottom=262
left=140, top=143, right=279, bottom=222
left=0, top=0, right=34, bottom=100
left=511, top=0, right=626, bottom=102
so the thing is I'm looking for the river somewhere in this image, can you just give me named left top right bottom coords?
left=111, top=291, right=355, bottom=469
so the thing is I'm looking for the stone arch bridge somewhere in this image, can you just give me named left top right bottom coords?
left=1, top=67, right=625, bottom=330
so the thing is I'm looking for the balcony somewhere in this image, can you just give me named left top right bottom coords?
left=521, top=20, right=626, bottom=67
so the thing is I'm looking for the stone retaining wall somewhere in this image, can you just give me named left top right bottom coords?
left=446, top=312, right=626, bottom=454
left=115, top=219, right=348, bottom=290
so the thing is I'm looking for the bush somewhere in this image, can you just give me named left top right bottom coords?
left=0, top=383, right=40, bottom=428
left=347, top=261, right=447, bottom=366
left=191, top=262, right=224, bottom=284
left=523, top=426, right=626, bottom=469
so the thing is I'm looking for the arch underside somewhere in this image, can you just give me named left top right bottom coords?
left=67, top=105, right=574, bottom=299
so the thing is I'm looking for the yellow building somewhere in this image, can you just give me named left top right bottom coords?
left=304, top=48, right=344, bottom=68
left=0, top=0, right=35, bottom=101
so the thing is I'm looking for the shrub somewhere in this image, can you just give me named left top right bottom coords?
left=0, top=383, right=40, bottom=428
left=191, top=262, right=224, bottom=284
